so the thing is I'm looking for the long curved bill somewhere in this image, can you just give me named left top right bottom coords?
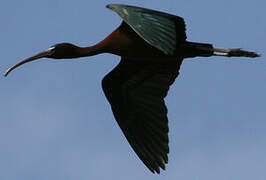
left=4, top=48, right=54, bottom=77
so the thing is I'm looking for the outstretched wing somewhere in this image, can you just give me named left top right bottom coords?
left=102, top=58, right=183, bottom=173
left=106, top=4, right=186, bottom=55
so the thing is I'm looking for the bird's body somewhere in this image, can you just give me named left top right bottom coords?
left=5, top=4, right=259, bottom=174
left=64, top=21, right=180, bottom=61
left=101, top=22, right=172, bottom=60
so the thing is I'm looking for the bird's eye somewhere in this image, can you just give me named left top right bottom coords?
left=46, top=46, right=56, bottom=55
left=47, top=46, right=56, bottom=51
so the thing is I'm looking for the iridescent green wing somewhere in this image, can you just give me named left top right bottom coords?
left=107, top=4, right=187, bottom=55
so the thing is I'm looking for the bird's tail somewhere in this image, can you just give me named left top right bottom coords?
left=182, top=41, right=260, bottom=58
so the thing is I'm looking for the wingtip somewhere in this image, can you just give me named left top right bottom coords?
left=106, top=4, right=119, bottom=10
left=147, top=158, right=167, bottom=174
left=154, top=167, right=160, bottom=174
left=158, top=156, right=166, bottom=170
left=106, top=4, right=114, bottom=10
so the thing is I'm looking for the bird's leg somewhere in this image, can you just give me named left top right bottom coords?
left=213, top=48, right=260, bottom=58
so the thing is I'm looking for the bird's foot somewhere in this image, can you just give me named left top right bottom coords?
left=213, top=48, right=260, bottom=58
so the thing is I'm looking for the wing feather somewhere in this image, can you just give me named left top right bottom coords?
left=102, top=58, right=183, bottom=173
left=107, top=4, right=186, bottom=55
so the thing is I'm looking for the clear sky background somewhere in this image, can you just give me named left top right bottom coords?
left=1, top=0, right=265, bottom=180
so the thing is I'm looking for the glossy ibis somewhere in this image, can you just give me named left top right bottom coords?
left=5, top=4, right=259, bottom=174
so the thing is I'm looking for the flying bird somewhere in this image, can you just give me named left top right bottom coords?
left=5, top=4, right=259, bottom=174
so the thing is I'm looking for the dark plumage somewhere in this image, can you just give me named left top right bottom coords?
left=5, top=4, right=259, bottom=174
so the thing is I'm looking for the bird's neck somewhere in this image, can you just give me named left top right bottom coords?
left=77, top=41, right=108, bottom=57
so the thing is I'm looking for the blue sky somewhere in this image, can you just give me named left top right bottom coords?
left=1, top=0, right=265, bottom=180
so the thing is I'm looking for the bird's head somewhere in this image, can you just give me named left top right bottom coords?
left=47, top=43, right=80, bottom=59
left=4, top=43, right=79, bottom=77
